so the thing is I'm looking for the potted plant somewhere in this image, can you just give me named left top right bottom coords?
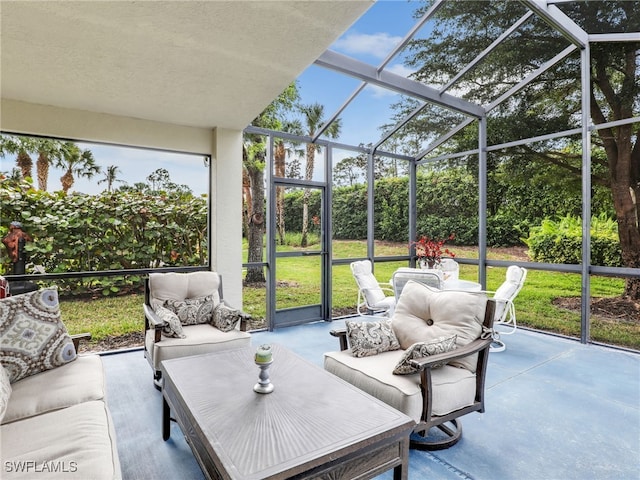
left=412, top=234, right=456, bottom=269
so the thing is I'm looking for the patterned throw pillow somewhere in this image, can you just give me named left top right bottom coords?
left=211, top=303, right=244, bottom=332
left=0, top=364, right=11, bottom=423
left=346, top=319, right=401, bottom=358
left=164, top=295, right=215, bottom=325
left=0, top=287, right=77, bottom=383
left=154, top=305, right=186, bottom=338
left=393, top=334, right=457, bottom=375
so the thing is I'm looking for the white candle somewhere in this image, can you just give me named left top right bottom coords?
left=255, top=344, right=273, bottom=363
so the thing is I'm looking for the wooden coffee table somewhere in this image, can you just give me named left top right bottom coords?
left=161, top=344, right=414, bottom=480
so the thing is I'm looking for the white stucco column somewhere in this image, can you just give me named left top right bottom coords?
left=211, top=127, right=244, bottom=308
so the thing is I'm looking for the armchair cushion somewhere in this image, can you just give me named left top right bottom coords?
left=211, top=303, right=244, bottom=332
left=392, top=334, right=457, bottom=375
left=147, top=324, right=250, bottom=371
left=0, top=287, right=77, bottom=383
left=149, top=271, right=221, bottom=305
left=324, top=350, right=476, bottom=421
left=164, top=295, right=215, bottom=325
left=392, top=281, right=486, bottom=372
left=345, top=319, right=400, bottom=357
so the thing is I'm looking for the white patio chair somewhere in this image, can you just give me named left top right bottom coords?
left=350, top=260, right=396, bottom=316
left=489, top=265, right=527, bottom=352
left=440, top=258, right=459, bottom=281
left=392, top=267, right=442, bottom=300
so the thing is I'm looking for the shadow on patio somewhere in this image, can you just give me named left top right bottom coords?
left=103, top=319, right=639, bottom=480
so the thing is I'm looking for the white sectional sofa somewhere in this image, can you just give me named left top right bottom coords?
left=0, top=286, right=121, bottom=479
left=1, top=354, right=121, bottom=479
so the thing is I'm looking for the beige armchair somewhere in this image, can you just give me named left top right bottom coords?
left=325, top=281, right=496, bottom=450
left=144, top=271, right=251, bottom=388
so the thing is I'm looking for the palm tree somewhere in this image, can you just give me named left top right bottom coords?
left=97, top=165, right=126, bottom=192
left=57, top=142, right=100, bottom=193
left=34, top=138, right=65, bottom=191
left=299, top=103, right=341, bottom=247
left=0, top=134, right=36, bottom=181
left=274, top=119, right=304, bottom=245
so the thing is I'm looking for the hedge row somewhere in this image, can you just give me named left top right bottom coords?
left=1, top=174, right=621, bottom=297
left=1, top=184, right=207, bottom=295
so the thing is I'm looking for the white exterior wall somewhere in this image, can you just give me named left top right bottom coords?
left=1, top=99, right=244, bottom=307
left=211, top=128, right=244, bottom=308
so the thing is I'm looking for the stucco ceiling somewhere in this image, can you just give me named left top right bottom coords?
left=0, top=1, right=372, bottom=131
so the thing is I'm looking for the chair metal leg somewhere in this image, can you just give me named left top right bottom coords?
left=410, top=419, right=463, bottom=450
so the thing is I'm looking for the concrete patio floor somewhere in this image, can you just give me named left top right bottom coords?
left=102, top=319, right=639, bottom=480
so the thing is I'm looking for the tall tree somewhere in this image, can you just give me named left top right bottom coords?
left=244, top=83, right=300, bottom=283
left=394, top=0, right=639, bottom=298
left=36, top=138, right=71, bottom=191
left=98, top=165, right=126, bottom=192
left=299, top=103, right=341, bottom=247
left=57, top=142, right=100, bottom=193
left=274, top=120, right=303, bottom=245
left=0, top=135, right=36, bottom=182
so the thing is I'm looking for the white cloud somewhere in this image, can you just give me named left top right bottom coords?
left=333, top=32, right=402, bottom=60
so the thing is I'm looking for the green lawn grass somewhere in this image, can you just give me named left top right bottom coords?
left=60, top=240, right=638, bottom=350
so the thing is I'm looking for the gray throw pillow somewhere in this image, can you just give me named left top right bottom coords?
left=154, top=305, right=186, bottom=338
left=346, top=319, right=400, bottom=358
left=0, top=287, right=77, bottom=383
left=211, top=303, right=244, bottom=332
left=393, top=334, right=457, bottom=375
left=164, top=295, right=215, bottom=325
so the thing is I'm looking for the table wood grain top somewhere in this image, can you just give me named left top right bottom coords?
left=161, top=344, right=414, bottom=479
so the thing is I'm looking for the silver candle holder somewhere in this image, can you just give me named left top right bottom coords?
left=253, top=359, right=274, bottom=394
left=253, top=344, right=274, bottom=394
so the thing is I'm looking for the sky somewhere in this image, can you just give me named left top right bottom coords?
left=29, top=1, right=424, bottom=196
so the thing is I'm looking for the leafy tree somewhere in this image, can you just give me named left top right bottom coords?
left=244, top=83, right=300, bottom=283
left=144, top=168, right=191, bottom=195
left=333, top=148, right=407, bottom=187
left=299, top=103, right=341, bottom=247
left=333, top=155, right=366, bottom=187
left=98, top=165, right=126, bottom=192
left=57, top=142, right=100, bottom=193
left=393, top=0, right=639, bottom=298
left=146, top=168, right=171, bottom=191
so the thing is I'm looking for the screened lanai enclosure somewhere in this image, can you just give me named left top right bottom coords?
left=1, top=0, right=639, bottom=351
left=241, top=0, right=639, bottom=347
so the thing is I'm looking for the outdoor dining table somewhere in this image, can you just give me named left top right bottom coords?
left=391, top=267, right=482, bottom=293
left=441, top=278, right=482, bottom=291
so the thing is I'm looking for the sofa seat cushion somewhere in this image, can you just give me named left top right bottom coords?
left=0, top=400, right=121, bottom=479
left=324, top=349, right=476, bottom=422
left=2, top=354, right=106, bottom=425
left=147, top=324, right=251, bottom=370
left=0, top=364, right=10, bottom=423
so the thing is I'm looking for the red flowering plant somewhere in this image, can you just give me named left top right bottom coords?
left=411, top=234, right=456, bottom=268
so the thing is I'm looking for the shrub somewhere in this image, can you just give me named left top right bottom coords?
left=0, top=181, right=208, bottom=295
left=524, top=214, right=622, bottom=266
